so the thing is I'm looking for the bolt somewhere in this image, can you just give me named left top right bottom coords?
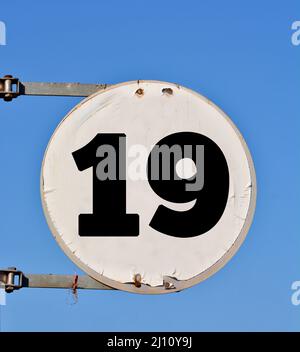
left=134, top=274, right=142, bottom=288
left=162, top=88, right=173, bottom=96
left=164, top=281, right=175, bottom=290
left=5, top=285, right=14, bottom=293
left=135, top=88, right=144, bottom=97
left=4, top=94, right=13, bottom=102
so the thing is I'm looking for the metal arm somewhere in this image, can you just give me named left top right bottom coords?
left=0, top=268, right=114, bottom=293
left=0, top=75, right=109, bottom=101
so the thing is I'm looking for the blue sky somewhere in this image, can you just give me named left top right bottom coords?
left=0, top=1, right=299, bottom=331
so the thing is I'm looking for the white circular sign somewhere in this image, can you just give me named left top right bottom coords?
left=41, top=81, right=256, bottom=294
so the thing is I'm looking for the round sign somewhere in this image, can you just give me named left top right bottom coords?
left=41, top=81, right=256, bottom=294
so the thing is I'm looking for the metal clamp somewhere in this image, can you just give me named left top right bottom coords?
left=0, top=75, right=20, bottom=101
left=0, top=267, right=23, bottom=293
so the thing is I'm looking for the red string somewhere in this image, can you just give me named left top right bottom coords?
left=72, top=274, right=78, bottom=294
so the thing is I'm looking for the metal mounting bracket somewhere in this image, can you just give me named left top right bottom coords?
left=0, top=74, right=109, bottom=101
left=0, top=268, right=114, bottom=293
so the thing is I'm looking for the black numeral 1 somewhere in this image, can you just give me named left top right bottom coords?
left=72, top=133, right=139, bottom=237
